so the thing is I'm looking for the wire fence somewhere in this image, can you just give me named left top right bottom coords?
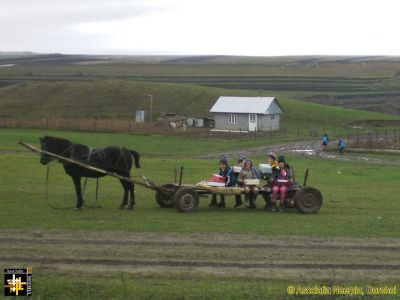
left=0, top=117, right=398, bottom=150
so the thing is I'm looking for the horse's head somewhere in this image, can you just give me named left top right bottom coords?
left=130, top=150, right=141, bottom=168
left=39, top=136, right=72, bottom=165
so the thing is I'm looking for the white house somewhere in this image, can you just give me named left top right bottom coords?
left=210, top=96, right=284, bottom=132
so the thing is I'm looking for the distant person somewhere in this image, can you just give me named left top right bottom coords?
left=321, top=134, right=329, bottom=151
left=268, top=152, right=278, bottom=169
left=208, top=158, right=236, bottom=208
left=237, top=160, right=259, bottom=208
left=338, top=139, right=346, bottom=154
left=233, top=157, right=245, bottom=208
left=271, top=156, right=293, bottom=212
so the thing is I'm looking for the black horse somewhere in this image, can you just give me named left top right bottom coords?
left=39, top=136, right=140, bottom=210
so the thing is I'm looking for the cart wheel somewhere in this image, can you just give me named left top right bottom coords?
left=155, top=184, right=176, bottom=208
left=173, top=187, right=199, bottom=213
left=295, top=187, right=323, bottom=214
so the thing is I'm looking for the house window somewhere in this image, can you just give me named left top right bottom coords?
left=228, top=114, right=238, bottom=124
left=249, top=114, right=256, bottom=122
left=271, top=114, right=275, bottom=120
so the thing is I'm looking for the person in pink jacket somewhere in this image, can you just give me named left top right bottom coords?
left=271, top=156, right=293, bottom=212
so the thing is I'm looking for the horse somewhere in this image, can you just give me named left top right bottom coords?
left=39, top=136, right=140, bottom=210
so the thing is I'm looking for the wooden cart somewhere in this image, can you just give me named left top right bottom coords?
left=19, top=141, right=322, bottom=213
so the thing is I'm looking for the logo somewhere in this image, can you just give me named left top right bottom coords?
left=4, top=268, right=32, bottom=297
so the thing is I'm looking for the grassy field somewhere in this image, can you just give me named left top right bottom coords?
left=1, top=128, right=400, bottom=298
left=0, top=128, right=301, bottom=157
left=1, top=54, right=400, bottom=298
left=1, top=135, right=399, bottom=236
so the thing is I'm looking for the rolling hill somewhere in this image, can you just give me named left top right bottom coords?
left=0, top=80, right=399, bottom=136
left=1, top=53, right=399, bottom=116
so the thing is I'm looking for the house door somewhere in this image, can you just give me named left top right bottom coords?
left=248, top=114, right=257, bottom=131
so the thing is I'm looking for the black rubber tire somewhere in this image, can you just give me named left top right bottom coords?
left=155, top=184, right=176, bottom=208
left=295, top=187, right=323, bottom=214
left=173, top=187, right=199, bottom=213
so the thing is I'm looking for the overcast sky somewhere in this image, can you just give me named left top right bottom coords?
left=1, top=0, right=399, bottom=56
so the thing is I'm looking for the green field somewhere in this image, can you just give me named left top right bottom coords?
left=1, top=130, right=400, bottom=237
left=1, top=54, right=400, bottom=299
left=1, top=128, right=400, bottom=299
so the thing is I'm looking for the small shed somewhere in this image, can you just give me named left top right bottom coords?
left=187, top=117, right=206, bottom=128
left=135, top=110, right=145, bottom=123
left=210, top=96, right=283, bottom=132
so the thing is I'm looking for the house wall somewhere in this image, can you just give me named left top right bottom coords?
left=266, top=101, right=284, bottom=115
left=257, top=114, right=280, bottom=131
left=214, top=113, right=280, bottom=131
left=214, top=113, right=248, bottom=131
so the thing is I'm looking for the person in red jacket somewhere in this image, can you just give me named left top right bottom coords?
left=271, top=156, right=293, bottom=212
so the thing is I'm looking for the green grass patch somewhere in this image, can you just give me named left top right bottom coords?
left=0, top=128, right=297, bottom=157
left=21, top=271, right=400, bottom=299
left=1, top=148, right=399, bottom=237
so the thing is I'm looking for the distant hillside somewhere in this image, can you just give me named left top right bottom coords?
left=0, top=80, right=398, bottom=134
left=0, top=53, right=399, bottom=116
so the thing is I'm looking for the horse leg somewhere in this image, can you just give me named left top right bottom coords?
left=119, top=180, right=128, bottom=209
left=127, top=182, right=135, bottom=210
left=72, top=175, right=83, bottom=210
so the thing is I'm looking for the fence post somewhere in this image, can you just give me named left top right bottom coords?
left=368, top=132, right=372, bottom=148
left=347, top=134, right=350, bottom=148
left=394, top=129, right=397, bottom=150
left=385, top=130, right=388, bottom=144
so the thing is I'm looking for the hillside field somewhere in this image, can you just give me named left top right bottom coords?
left=1, top=81, right=399, bottom=141
left=1, top=53, right=400, bottom=116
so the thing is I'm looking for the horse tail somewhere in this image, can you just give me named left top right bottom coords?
left=129, top=150, right=141, bottom=168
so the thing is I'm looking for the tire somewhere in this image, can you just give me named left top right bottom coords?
left=173, top=187, right=199, bottom=213
left=155, top=184, right=176, bottom=208
left=295, top=187, right=323, bottom=214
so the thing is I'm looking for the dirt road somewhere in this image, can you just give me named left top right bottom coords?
left=201, top=139, right=400, bottom=166
left=1, top=230, right=399, bottom=281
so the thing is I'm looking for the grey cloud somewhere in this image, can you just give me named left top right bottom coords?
left=0, top=0, right=169, bottom=53
left=1, top=0, right=166, bottom=27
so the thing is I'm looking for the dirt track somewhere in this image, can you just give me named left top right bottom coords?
left=1, top=230, right=400, bottom=281
left=201, top=140, right=400, bottom=166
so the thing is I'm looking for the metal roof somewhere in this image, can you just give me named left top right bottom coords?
left=210, top=96, right=282, bottom=114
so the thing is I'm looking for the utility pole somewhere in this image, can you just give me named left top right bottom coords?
left=147, top=94, right=153, bottom=122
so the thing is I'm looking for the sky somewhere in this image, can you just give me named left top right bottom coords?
left=1, top=0, right=399, bottom=56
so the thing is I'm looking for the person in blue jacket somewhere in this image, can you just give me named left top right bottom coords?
left=338, top=139, right=346, bottom=154
left=321, top=134, right=329, bottom=151
left=208, top=158, right=236, bottom=208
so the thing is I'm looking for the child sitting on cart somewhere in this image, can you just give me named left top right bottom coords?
left=208, top=158, right=236, bottom=208
left=232, top=157, right=245, bottom=208
left=237, top=160, right=259, bottom=208
left=271, top=156, right=293, bottom=212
